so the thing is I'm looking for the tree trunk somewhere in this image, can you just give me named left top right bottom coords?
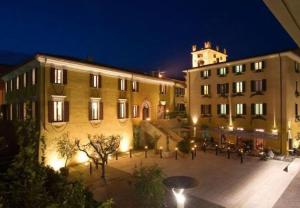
left=101, top=163, right=105, bottom=179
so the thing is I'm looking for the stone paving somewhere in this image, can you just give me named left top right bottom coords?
left=70, top=150, right=300, bottom=208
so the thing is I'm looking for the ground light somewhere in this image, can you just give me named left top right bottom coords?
left=163, top=176, right=198, bottom=208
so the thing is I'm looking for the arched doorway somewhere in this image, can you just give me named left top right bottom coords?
left=141, top=100, right=151, bottom=120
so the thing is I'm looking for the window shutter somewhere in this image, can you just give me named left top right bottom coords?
left=34, top=69, right=37, bottom=85
left=251, top=63, right=254, bottom=71
left=118, top=79, right=121, bottom=90
left=126, top=102, right=129, bottom=118
left=217, top=69, right=220, bottom=76
left=243, top=64, right=246, bottom=72
left=98, top=75, right=102, bottom=88
left=50, top=67, right=55, bottom=83
left=232, top=66, right=236, bottom=73
left=159, top=84, right=162, bottom=94
left=262, top=61, right=265, bottom=69
left=132, top=106, right=135, bottom=117
left=117, top=103, right=120, bottom=119
left=243, top=104, right=247, bottom=115
left=200, top=71, right=204, bottom=77
left=251, top=80, right=255, bottom=92
left=88, top=102, right=92, bottom=120
left=35, top=101, right=39, bottom=121
left=262, top=79, right=267, bottom=91
left=217, top=84, right=220, bottom=94
left=296, top=104, right=298, bottom=116
left=64, top=101, right=69, bottom=122
left=251, top=104, right=255, bottom=115
left=19, top=76, right=23, bottom=89
left=232, top=82, right=236, bottom=93
left=226, top=104, right=229, bottom=115
left=201, top=86, right=204, bottom=95
left=89, top=74, right=93, bottom=87
left=208, top=105, right=211, bottom=114
left=263, top=103, right=267, bottom=115
left=217, top=104, right=220, bottom=114
left=208, top=70, right=211, bottom=76
left=226, top=67, right=229, bottom=74
left=226, top=83, right=229, bottom=93
left=243, top=81, right=246, bottom=92
left=125, top=80, right=128, bottom=91
left=201, top=105, right=204, bottom=114
left=63, top=70, right=68, bottom=84
left=27, top=71, right=32, bottom=86
left=48, top=101, right=54, bottom=122
left=99, top=102, right=103, bottom=120
left=136, top=82, right=139, bottom=92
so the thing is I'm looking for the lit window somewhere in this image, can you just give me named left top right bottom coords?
left=235, top=65, right=244, bottom=73
left=236, top=104, right=244, bottom=115
left=16, top=76, right=19, bottom=90
left=55, top=69, right=63, bottom=84
left=91, top=100, right=99, bottom=120
left=23, top=73, right=27, bottom=88
left=202, top=70, right=210, bottom=78
left=236, top=82, right=244, bottom=93
left=32, top=68, right=36, bottom=85
left=132, top=81, right=138, bottom=92
left=160, top=85, right=167, bottom=95
left=218, top=67, right=227, bottom=76
left=203, top=85, right=209, bottom=95
left=253, top=61, right=263, bottom=71
left=91, top=75, right=99, bottom=88
left=119, top=102, right=126, bottom=118
left=255, top=103, right=263, bottom=115
left=120, top=78, right=126, bottom=91
left=220, top=104, right=227, bottom=115
left=53, top=101, right=63, bottom=122
left=132, top=105, right=139, bottom=118
left=295, top=62, right=299, bottom=72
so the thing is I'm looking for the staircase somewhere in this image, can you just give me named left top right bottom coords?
left=140, top=120, right=183, bottom=151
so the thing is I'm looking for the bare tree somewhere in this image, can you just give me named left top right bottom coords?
left=56, top=132, right=77, bottom=168
left=75, top=134, right=120, bottom=179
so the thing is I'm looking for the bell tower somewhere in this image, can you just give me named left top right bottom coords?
left=191, top=41, right=227, bottom=68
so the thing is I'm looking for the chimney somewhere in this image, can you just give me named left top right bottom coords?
left=204, top=41, right=211, bottom=49
left=216, top=46, right=219, bottom=51
left=223, top=48, right=227, bottom=54
left=192, top=45, right=197, bottom=52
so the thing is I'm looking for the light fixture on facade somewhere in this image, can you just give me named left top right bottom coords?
left=271, top=128, right=278, bottom=135
left=228, top=125, right=234, bottom=131
left=237, top=127, right=244, bottom=131
left=160, top=100, right=166, bottom=106
left=255, top=129, right=265, bottom=132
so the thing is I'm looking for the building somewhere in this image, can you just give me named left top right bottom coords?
left=264, top=0, right=300, bottom=47
left=0, top=65, right=12, bottom=117
left=0, top=53, right=185, bottom=169
left=185, top=44, right=300, bottom=154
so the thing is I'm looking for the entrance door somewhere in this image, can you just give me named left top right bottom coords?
left=143, top=104, right=150, bottom=120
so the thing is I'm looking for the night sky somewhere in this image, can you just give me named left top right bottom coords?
left=0, top=0, right=297, bottom=78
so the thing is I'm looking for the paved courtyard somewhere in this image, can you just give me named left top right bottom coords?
left=70, top=150, right=300, bottom=208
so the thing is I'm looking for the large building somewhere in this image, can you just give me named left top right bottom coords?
left=185, top=43, right=300, bottom=154
left=0, top=53, right=185, bottom=169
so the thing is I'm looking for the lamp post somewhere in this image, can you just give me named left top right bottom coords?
left=159, top=146, right=163, bottom=159
left=191, top=147, right=195, bottom=160
left=145, top=146, right=148, bottom=158
left=175, top=147, right=178, bottom=160
left=215, top=144, right=218, bottom=155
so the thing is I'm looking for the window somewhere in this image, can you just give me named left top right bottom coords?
left=5, top=82, right=7, bottom=93
left=48, top=97, right=69, bottom=123
left=251, top=103, right=267, bottom=116
left=200, top=70, right=211, bottom=78
left=217, top=67, right=227, bottom=76
left=201, top=85, right=210, bottom=96
left=132, top=81, right=139, bottom=92
left=201, top=104, right=211, bottom=115
left=217, top=104, right=228, bottom=115
left=233, top=64, right=245, bottom=74
left=175, top=87, right=184, bottom=97
left=9, top=104, right=13, bottom=121
left=295, top=62, right=299, bottom=73
left=217, top=83, right=229, bottom=95
left=160, top=84, right=167, bottom=95
left=32, top=68, right=36, bottom=85
left=233, top=81, right=245, bottom=93
left=16, top=76, right=19, bottom=90
left=251, top=61, right=264, bottom=72
left=132, top=105, right=139, bottom=118
left=119, top=78, right=127, bottom=91
left=10, top=80, right=13, bottom=91
left=89, top=99, right=103, bottom=120
left=90, top=74, right=101, bottom=88
left=117, top=100, right=128, bottom=119
left=251, top=79, right=266, bottom=92
left=50, top=68, right=67, bottom=84
left=23, top=73, right=27, bottom=88
left=176, top=103, right=185, bottom=111
left=236, top=104, right=246, bottom=115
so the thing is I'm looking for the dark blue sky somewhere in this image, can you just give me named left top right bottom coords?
left=0, top=0, right=297, bottom=78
